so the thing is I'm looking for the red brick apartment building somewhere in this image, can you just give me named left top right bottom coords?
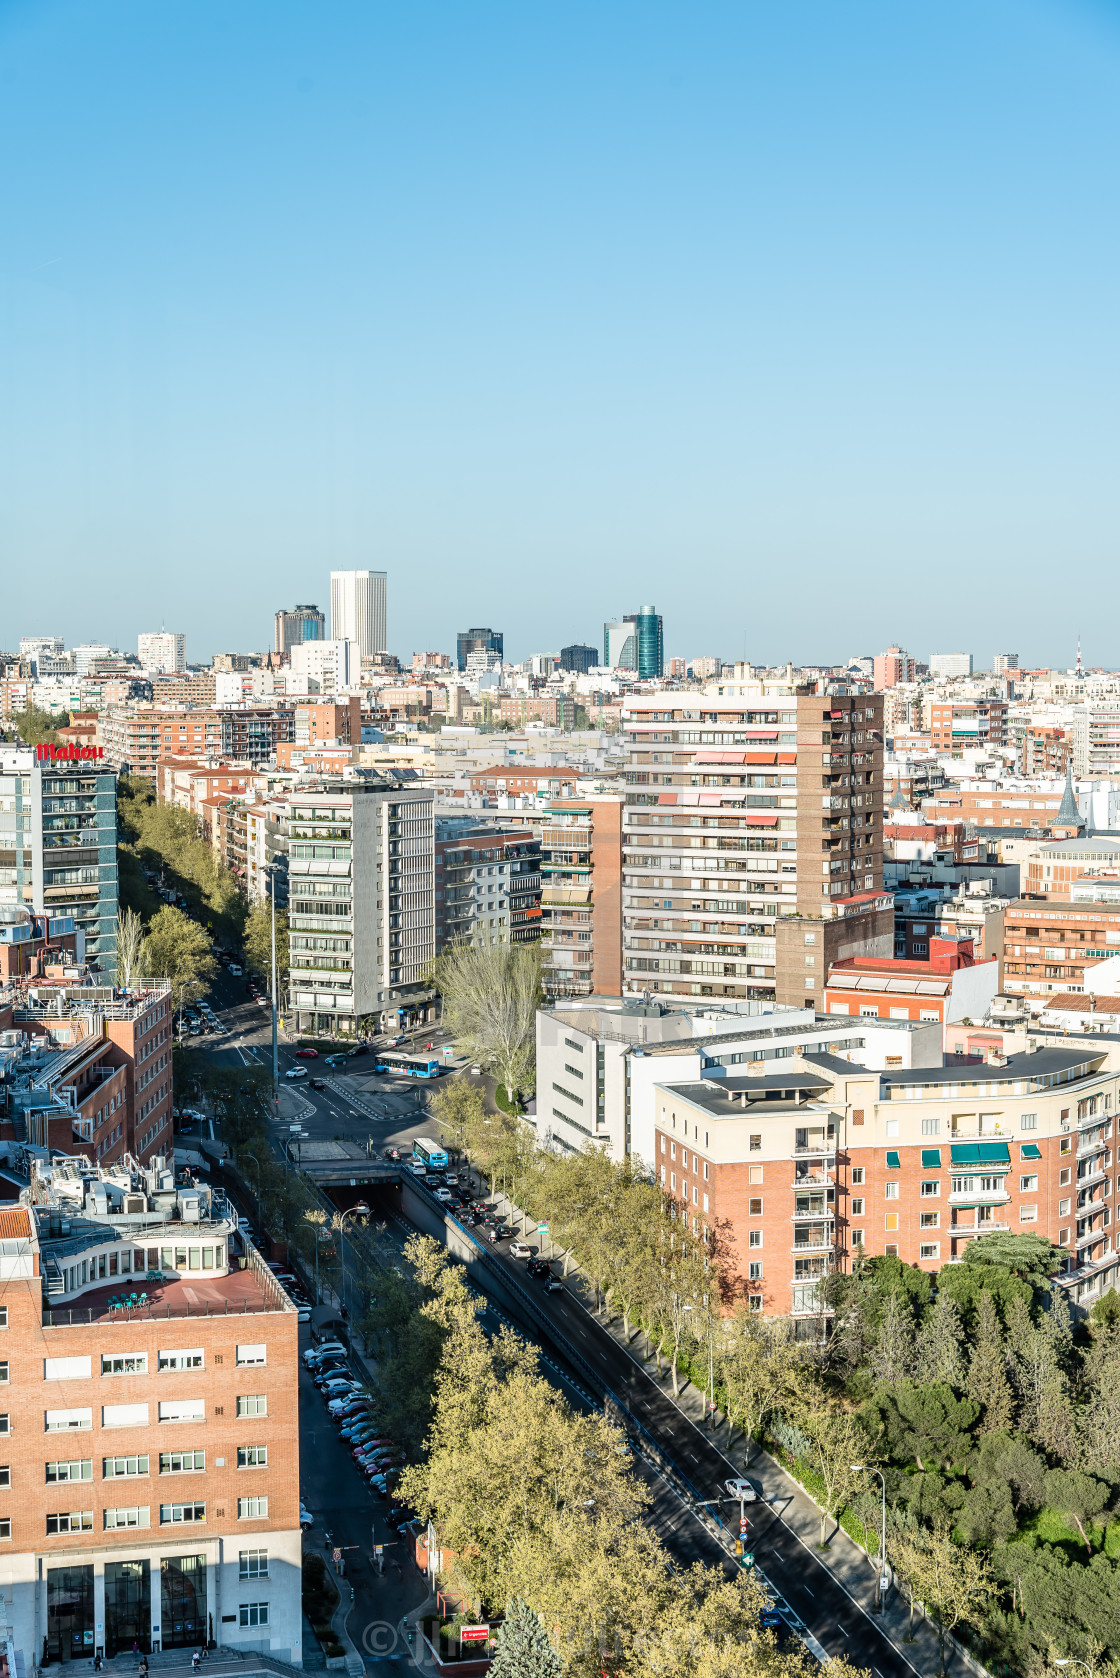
left=1003, top=896, right=1120, bottom=996
left=654, top=1041, right=1120, bottom=1319
left=928, top=700, right=1008, bottom=756
left=0, top=985, right=174, bottom=1167
left=0, top=1165, right=300, bottom=1669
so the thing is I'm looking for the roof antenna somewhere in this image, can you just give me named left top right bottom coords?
left=1076, top=632, right=1083, bottom=679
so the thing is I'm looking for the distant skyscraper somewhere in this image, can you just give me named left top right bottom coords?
left=603, top=606, right=663, bottom=678
left=456, top=627, right=504, bottom=672
left=992, top=652, right=1020, bottom=675
left=929, top=652, right=973, bottom=679
left=137, top=631, right=186, bottom=674
left=560, top=644, right=598, bottom=674
left=330, top=570, right=387, bottom=655
left=274, top=604, right=325, bottom=656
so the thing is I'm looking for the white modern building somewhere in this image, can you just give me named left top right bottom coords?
left=287, top=639, right=359, bottom=692
left=330, top=570, right=387, bottom=656
left=137, top=634, right=186, bottom=676
left=929, top=653, right=974, bottom=679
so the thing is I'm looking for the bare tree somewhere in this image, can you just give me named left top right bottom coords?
left=431, top=943, right=542, bottom=1107
left=116, top=908, right=146, bottom=988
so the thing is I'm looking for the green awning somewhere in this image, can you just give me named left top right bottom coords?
left=886, top=1151, right=901, bottom=1170
left=1020, top=1143, right=1042, bottom=1160
left=921, top=1149, right=942, bottom=1168
left=950, top=1142, right=1010, bottom=1166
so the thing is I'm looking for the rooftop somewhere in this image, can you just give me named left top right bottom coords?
left=43, top=1263, right=273, bottom=1328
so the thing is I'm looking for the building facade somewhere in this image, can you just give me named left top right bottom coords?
left=273, top=605, right=325, bottom=657
left=540, top=797, right=623, bottom=999
left=620, top=682, right=887, bottom=1009
left=287, top=773, right=434, bottom=1034
left=928, top=700, right=1008, bottom=755
left=455, top=629, right=503, bottom=673
left=329, top=571, right=387, bottom=657
left=137, top=637, right=186, bottom=677
left=0, top=1168, right=300, bottom=1670
left=433, top=823, right=541, bottom=952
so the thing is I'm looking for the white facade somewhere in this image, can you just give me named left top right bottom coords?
left=288, top=639, right=359, bottom=692
left=929, top=653, right=974, bottom=679
left=137, top=634, right=186, bottom=675
left=330, top=569, right=387, bottom=655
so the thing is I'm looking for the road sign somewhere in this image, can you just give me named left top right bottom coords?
left=537, top=1224, right=549, bottom=1234
left=460, top=1626, right=489, bottom=1644
left=739, top=1516, right=748, bottom=1536
left=880, top=1573, right=891, bottom=1592
left=332, top=1548, right=342, bottom=1565
left=742, top=1552, right=755, bottom=1570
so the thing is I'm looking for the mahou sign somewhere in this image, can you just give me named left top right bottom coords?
left=35, top=743, right=105, bottom=763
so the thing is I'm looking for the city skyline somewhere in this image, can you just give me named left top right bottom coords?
left=3, top=1, right=1120, bottom=662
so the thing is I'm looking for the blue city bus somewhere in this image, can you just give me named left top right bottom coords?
left=374, top=1052, right=442, bottom=1078
left=412, top=1138, right=449, bottom=1171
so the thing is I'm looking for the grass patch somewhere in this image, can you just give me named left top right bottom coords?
left=1018, top=1505, right=1103, bottom=1553
left=494, top=1085, right=522, bottom=1114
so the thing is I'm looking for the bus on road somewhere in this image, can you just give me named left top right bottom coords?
left=374, top=1052, right=442, bottom=1078
left=413, top=1138, right=449, bottom=1171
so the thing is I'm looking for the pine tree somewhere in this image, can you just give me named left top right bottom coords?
left=1042, top=1288, right=1073, bottom=1371
left=870, top=1288, right=915, bottom=1387
left=488, top=1599, right=562, bottom=1678
left=914, top=1292, right=966, bottom=1388
left=967, top=1291, right=1015, bottom=1434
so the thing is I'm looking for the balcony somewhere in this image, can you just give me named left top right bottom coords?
left=1077, top=1163, right=1110, bottom=1191
left=794, top=1166, right=835, bottom=1188
left=949, top=1186, right=1010, bottom=1206
left=792, top=1233, right=835, bottom=1255
left=791, top=1202, right=832, bottom=1221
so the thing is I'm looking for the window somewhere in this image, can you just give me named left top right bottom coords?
left=851, top=1198, right=865, bottom=1216
left=1060, top=1168, right=1072, bottom=1187
left=884, top=1182, right=899, bottom=1200
left=160, top=1502, right=205, bottom=1524
left=851, top=1168, right=865, bottom=1186
left=920, top=1211, right=940, bottom=1228
left=159, top=1399, right=205, bottom=1424
left=239, top=1549, right=268, bottom=1579
left=748, top=1231, right=763, bottom=1248
left=1020, top=1174, right=1039, bottom=1192
left=748, top=1295, right=764, bottom=1314
left=0, top=1468, right=8, bottom=1489
left=45, top=1409, right=92, bottom=1432
left=158, top=1349, right=203, bottom=1372
left=1020, top=1113, right=1038, bottom=1131
left=749, top=1135, right=762, bottom=1151
left=103, top=1456, right=148, bottom=1479
left=1059, top=1199, right=1071, bottom=1217
left=47, top=1460, right=94, bottom=1483
left=237, top=1447, right=267, bottom=1469
left=748, top=1197, right=763, bottom=1216
left=919, top=1243, right=940, bottom=1260
left=885, top=1213, right=899, bottom=1231
left=239, top=1603, right=269, bottom=1628
left=1020, top=1205, right=1038, bottom=1223
left=0, top=1308, right=7, bottom=1329
left=885, top=1244, right=899, bottom=1258
left=0, top=1519, right=9, bottom=1540
left=101, top=1354, right=147, bottom=1377
left=159, top=1451, right=205, bottom=1474
left=44, top=1357, right=92, bottom=1381
left=852, top=1110, right=865, bottom=1126
left=1060, top=1137, right=1072, bottom=1155
left=104, top=1507, right=150, bottom=1529
left=850, top=1229, right=864, bottom=1246
left=921, top=1118, right=940, bottom=1136
left=748, top=1165, right=763, bottom=1183
left=238, top=1497, right=268, bottom=1520
left=103, top=1404, right=149, bottom=1429
left=237, top=1396, right=267, bottom=1418
left=0, top=1418, right=8, bottom=1437
left=748, top=1262, right=763, bottom=1281
left=46, top=1511, right=93, bottom=1534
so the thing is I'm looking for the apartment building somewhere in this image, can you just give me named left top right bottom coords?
left=1023, top=837, right=1120, bottom=898
left=822, top=935, right=999, bottom=1025
left=872, top=648, right=915, bottom=689
left=540, top=796, right=623, bottom=999
left=1, top=984, right=174, bottom=1166
left=0, top=1161, right=299, bottom=1669
left=273, top=604, right=325, bottom=656
left=1072, top=702, right=1120, bottom=777
left=1003, top=898, right=1120, bottom=996
left=0, top=908, right=83, bottom=985
left=928, top=699, right=1008, bottom=755
left=621, top=680, right=888, bottom=1010
left=99, top=710, right=222, bottom=778
left=0, top=749, right=119, bottom=977
left=293, top=700, right=361, bottom=749
left=1023, top=725, right=1071, bottom=777
left=137, top=635, right=186, bottom=677
left=433, top=822, right=542, bottom=951
left=287, top=772, right=434, bottom=1035
left=218, top=709, right=293, bottom=768
left=653, top=1039, right=1120, bottom=1319
left=156, top=762, right=265, bottom=817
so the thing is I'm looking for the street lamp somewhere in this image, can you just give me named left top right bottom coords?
left=337, top=1203, right=370, bottom=1321
left=851, top=1466, right=888, bottom=1610
left=1055, top=1663, right=1094, bottom=1678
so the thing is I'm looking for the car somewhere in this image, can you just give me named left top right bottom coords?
left=228, top=963, right=242, bottom=976
left=295, top=1048, right=319, bottom=1059
left=407, top=1162, right=427, bottom=1177
left=324, top=1053, right=348, bottom=1067
left=390, top=1034, right=407, bottom=1047
left=545, top=1277, right=564, bottom=1294
left=434, top=1188, right=452, bottom=1203
left=509, top=1241, right=532, bottom=1260
left=382, top=1147, right=403, bottom=1161
left=759, top=1609, right=784, bottom=1631
left=299, top=1505, right=314, bottom=1529
left=309, top=1077, right=326, bottom=1090
left=286, top=1066, right=307, bottom=1080
left=348, top=1045, right=367, bottom=1057
left=489, top=1226, right=507, bottom=1244
left=724, top=1479, right=758, bottom=1503
left=385, top=1506, right=413, bottom=1529
left=527, top=1259, right=550, bottom=1278
left=309, top=1339, right=347, bottom=1357
left=296, top=1307, right=312, bottom=1323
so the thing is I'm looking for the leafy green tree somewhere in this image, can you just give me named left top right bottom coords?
left=1042, top=1468, right=1110, bottom=1552
left=243, top=901, right=288, bottom=986
left=115, top=908, right=146, bottom=987
left=891, top=1523, right=994, bottom=1673
left=799, top=1406, right=868, bottom=1546
left=429, top=942, right=542, bottom=1105
left=7, top=704, right=68, bottom=745
left=869, top=1289, right=915, bottom=1387
left=967, top=1431, right=1046, bottom=1513
left=913, top=1291, right=966, bottom=1387
left=873, top=1381, right=978, bottom=1472
left=956, top=1479, right=1017, bottom=1547
left=429, top=1076, right=488, bottom=1159
left=966, top=1291, right=1014, bottom=1434
left=142, top=905, right=217, bottom=1013
left=488, top=1599, right=562, bottom=1678
left=963, top=1231, right=1063, bottom=1284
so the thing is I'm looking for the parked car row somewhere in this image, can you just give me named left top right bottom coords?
left=265, top=1258, right=312, bottom=1323
left=303, top=1343, right=413, bottom=1521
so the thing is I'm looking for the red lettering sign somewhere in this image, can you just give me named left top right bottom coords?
left=460, top=1627, right=489, bottom=1644
left=35, top=743, right=104, bottom=764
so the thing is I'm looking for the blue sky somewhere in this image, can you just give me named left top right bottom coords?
left=1, top=0, right=1118, bottom=667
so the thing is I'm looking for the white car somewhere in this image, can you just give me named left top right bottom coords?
left=299, top=1505, right=314, bottom=1529
left=434, top=1188, right=452, bottom=1203
left=509, top=1241, right=532, bottom=1260
left=724, top=1478, right=757, bottom=1503
left=286, top=1066, right=307, bottom=1080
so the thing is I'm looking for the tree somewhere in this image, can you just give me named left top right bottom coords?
left=963, top=1231, right=1063, bottom=1285
left=488, top=1599, right=562, bottom=1678
left=115, top=908, right=146, bottom=988
left=430, top=942, right=542, bottom=1105
left=141, top=905, right=217, bottom=1013
left=429, top=1077, right=488, bottom=1159
left=890, top=1522, right=994, bottom=1674
left=874, top=1381, right=978, bottom=1473
left=912, top=1291, right=965, bottom=1388
left=243, top=901, right=288, bottom=987
left=869, top=1289, right=915, bottom=1387
left=1042, top=1468, right=1110, bottom=1552
left=966, top=1291, right=1014, bottom=1433
left=799, top=1406, right=867, bottom=1546
left=6, top=705, right=68, bottom=746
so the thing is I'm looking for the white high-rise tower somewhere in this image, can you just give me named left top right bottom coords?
left=330, top=570, right=387, bottom=655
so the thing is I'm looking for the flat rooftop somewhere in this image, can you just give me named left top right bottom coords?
left=44, top=1265, right=276, bottom=1328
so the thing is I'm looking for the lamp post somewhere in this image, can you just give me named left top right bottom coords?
left=851, top=1465, right=888, bottom=1610
left=337, top=1203, right=370, bottom=1320
left=1055, top=1662, right=1095, bottom=1678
